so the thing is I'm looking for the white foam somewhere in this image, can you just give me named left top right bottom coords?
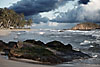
left=50, top=35, right=58, bottom=37
left=91, top=31, right=100, bottom=37
left=80, top=40, right=91, bottom=45
left=17, top=32, right=21, bottom=35
left=63, top=36, right=72, bottom=37
left=38, top=32, right=45, bottom=35
left=90, top=45, right=94, bottom=48
left=92, top=55, right=98, bottom=58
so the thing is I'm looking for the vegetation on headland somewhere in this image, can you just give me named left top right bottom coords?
left=71, top=22, right=100, bottom=30
left=0, top=39, right=91, bottom=64
left=0, top=8, right=32, bottom=29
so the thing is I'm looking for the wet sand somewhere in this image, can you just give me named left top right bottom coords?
left=0, top=55, right=55, bottom=67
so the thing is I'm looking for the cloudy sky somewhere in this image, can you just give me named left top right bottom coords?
left=0, top=0, right=100, bottom=29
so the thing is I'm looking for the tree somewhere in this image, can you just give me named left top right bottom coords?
left=26, top=19, right=33, bottom=26
left=0, top=8, right=32, bottom=29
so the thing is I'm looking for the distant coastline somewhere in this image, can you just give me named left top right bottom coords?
left=71, top=22, right=100, bottom=30
left=0, top=29, right=38, bottom=36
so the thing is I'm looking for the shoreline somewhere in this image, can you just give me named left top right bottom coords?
left=0, top=54, right=55, bottom=67
left=0, top=29, right=38, bottom=36
left=0, top=29, right=38, bottom=31
left=10, top=57, right=55, bottom=65
left=0, top=30, right=11, bottom=36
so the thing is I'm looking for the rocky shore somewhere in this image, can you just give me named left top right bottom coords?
left=71, top=22, right=100, bottom=30
left=0, top=39, right=91, bottom=64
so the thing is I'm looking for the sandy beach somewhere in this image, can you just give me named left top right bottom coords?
left=0, top=30, right=11, bottom=36
left=0, top=29, right=37, bottom=36
left=0, top=55, right=55, bottom=67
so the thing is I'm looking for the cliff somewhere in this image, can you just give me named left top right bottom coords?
left=71, top=22, right=100, bottom=30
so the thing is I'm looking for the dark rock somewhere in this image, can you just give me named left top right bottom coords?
left=46, top=41, right=73, bottom=52
left=24, top=39, right=45, bottom=46
left=71, top=51, right=91, bottom=59
left=39, top=56, right=64, bottom=64
left=10, top=45, right=64, bottom=64
left=17, top=41, right=34, bottom=48
left=3, top=49, right=11, bottom=56
left=35, top=40, right=45, bottom=46
left=59, top=30, right=64, bottom=32
left=24, top=39, right=36, bottom=44
left=1, top=40, right=91, bottom=64
left=65, top=44, right=73, bottom=51
left=0, top=40, right=6, bottom=51
left=46, top=40, right=65, bottom=48
left=45, top=41, right=91, bottom=62
left=7, top=41, right=17, bottom=48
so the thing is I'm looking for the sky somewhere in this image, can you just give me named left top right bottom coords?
left=0, top=0, right=20, bottom=8
left=0, top=0, right=100, bottom=29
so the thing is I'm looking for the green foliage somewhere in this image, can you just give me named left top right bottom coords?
left=26, top=19, right=33, bottom=26
left=0, top=8, right=32, bottom=28
left=14, top=45, right=54, bottom=57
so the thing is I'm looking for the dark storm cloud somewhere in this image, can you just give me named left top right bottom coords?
left=78, top=0, right=90, bottom=4
left=26, top=14, right=49, bottom=23
left=9, top=0, right=74, bottom=16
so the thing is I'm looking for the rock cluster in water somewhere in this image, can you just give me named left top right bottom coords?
left=0, top=40, right=91, bottom=64
left=71, top=22, right=100, bottom=30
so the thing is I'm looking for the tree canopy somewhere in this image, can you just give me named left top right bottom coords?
left=0, top=8, right=32, bottom=29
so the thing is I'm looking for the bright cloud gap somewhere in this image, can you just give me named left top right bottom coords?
left=31, top=22, right=78, bottom=29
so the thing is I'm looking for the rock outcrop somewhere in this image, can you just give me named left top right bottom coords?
left=0, top=40, right=7, bottom=51
left=71, top=22, right=100, bottom=30
left=0, top=40, right=91, bottom=64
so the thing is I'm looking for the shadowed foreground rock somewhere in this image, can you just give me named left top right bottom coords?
left=0, top=40, right=91, bottom=64
left=0, top=40, right=7, bottom=51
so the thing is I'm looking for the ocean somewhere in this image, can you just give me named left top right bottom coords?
left=0, top=29, right=100, bottom=67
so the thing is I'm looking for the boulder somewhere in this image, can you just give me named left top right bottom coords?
left=46, top=40, right=65, bottom=48
left=17, top=41, right=34, bottom=48
left=65, top=44, right=73, bottom=51
left=24, top=39, right=45, bottom=46
left=10, top=45, right=64, bottom=64
left=24, top=39, right=36, bottom=44
left=46, top=41, right=73, bottom=52
left=7, top=41, right=17, bottom=48
left=35, top=40, right=45, bottom=46
left=5, top=40, right=91, bottom=64
left=0, top=40, right=6, bottom=51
